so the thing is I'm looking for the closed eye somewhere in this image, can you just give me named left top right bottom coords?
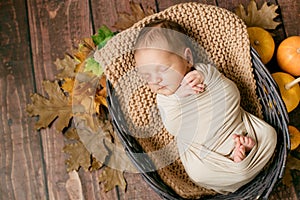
left=158, top=65, right=169, bottom=72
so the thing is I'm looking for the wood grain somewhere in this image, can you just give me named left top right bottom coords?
left=91, top=0, right=157, bottom=32
left=0, top=0, right=47, bottom=199
left=277, top=0, right=300, bottom=37
left=157, top=0, right=216, bottom=11
left=118, top=173, right=161, bottom=199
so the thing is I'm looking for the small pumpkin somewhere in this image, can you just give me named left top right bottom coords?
left=288, top=125, right=300, bottom=150
left=272, top=72, right=300, bottom=112
left=277, top=36, right=300, bottom=76
left=247, top=27, right=275, bottom=64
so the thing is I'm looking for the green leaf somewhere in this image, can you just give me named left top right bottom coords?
left=83, top=57, right=103, bottom=76
left=92, top=25, right=114, bottom=46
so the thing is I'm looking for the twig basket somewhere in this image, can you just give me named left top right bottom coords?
left=95, top=3, right=289, bottom=199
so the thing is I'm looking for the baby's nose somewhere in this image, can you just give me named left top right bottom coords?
left=148, top=75, right=162, bottom=84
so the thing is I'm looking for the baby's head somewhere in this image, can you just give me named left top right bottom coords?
left=134, top=19, right=194, bottom=95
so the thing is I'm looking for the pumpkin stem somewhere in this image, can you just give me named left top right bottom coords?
left=285, top=77, right=300, bottom=90
left=254, top=40, right=260, bottom=45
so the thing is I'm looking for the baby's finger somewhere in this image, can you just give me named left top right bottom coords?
left=182, top=75, right=195, bottom=85
left=189, top=78, right=201, bottom=86
left=192, top=85, right=205, bottom=92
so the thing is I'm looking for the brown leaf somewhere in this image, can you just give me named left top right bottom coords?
left=113, top=1, right=155, bottom=31
left=74, top=117, right=111, bottom=165
left=54, top=55, right=78, bottom=79
left=26, top=81, right=73, bottom=132
left=90, top=156, right=103, bottom=171
left=73, top=38, right=95, bottom=70
left=64, top=128, right=80, bottom=141
left=95, top=75, right=108, bottom=110
left=282, top=154, right=300, bottom=186
left=235, top=0, right=281, bottom=30
left=63, top=141, right=91, bottom=172
left=98, top=167, right=127, bottom=192
left=62, top=77, right=75, bottom=95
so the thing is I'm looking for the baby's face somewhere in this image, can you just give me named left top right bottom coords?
left=135, top=49, right=190, bottom=95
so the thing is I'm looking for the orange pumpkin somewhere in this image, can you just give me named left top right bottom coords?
left=247, top=27, right=275, bottom=64
left=277, top=36, right=300, bottom=76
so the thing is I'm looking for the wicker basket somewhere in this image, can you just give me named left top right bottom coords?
left=95, top=2, right=289, bottom=199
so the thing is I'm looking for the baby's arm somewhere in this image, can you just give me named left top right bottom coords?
left=175, top=70, right=205, bottom=98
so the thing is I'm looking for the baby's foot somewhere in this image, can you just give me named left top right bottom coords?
left=238, top=135, right=255, bottom=153
left=232, top=134, right=256, bottom=163
left=233, top=142, right=246, bottom=162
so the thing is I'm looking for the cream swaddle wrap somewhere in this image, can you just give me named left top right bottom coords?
left=156, top=63, right=277, bottom=194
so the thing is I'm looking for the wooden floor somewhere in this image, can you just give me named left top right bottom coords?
left=0, top=0, right=299, bottom=199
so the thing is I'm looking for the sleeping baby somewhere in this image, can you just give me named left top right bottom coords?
left=133, top=19, right=277, bottom=194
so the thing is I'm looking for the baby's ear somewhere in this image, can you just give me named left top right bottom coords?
left=184, top=48, right=193, bottom=65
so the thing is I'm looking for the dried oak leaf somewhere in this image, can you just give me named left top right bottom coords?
left=73, top=38, right=95, bottom=63
left=61, top=77, right=75, bottom=95
left=63, top=141, right=91, bottom=172
left=113, top=1, right=155, bottom=31
left=55, top=54, right=78, bottom=79
left=64, top=128, right=80, bottom=141
left=95, top=75, right=108, bottom=112
left=235, top=0, right=281, bottom=30
left=26, top=81, right=73, bottom=132
left=91, top=156, right=103, bottom=171
left=98, top=166, right=127, bottom=192
left=74, top=117, right=110, bottom=165
left=282, top=154, right=300, bottom=186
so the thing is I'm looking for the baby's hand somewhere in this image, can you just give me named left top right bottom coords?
left=175, top=70, right=206, bottom=97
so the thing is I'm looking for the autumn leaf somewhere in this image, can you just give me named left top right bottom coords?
left=113, top=1, right=156, bottom=31
left=73, top=117, right=111, bottom=165
left=74, top=37, right=95, bottom=63
left=84, top=57, right=103, bottom=76
left=95, top=75, right=108, bottom=113
left=98, top=166, right=127, bottom=192
left=63, top=141, right=91, bottom=172
left=26, top=80, right=73, bottom=132
left=54, top=55, right=78, bottom=79
left=235, top=0, right=281, bottom=30
left=64, top=128, right=80, bottom=141
left=61, top=77, right=75, bottom=95
left=90, top=156, right=103, bottom=171
left=282, top=154, right=300, bottom=186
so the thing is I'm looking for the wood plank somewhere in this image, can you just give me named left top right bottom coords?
left=118, top=173, right=161, bottom=199
left=277, top=0, right=300, bottom=37
left=0, top=0, right=47, bottom=199
left=157, top=0, right=217, bottom=11
left=91, top=0, right=158, bottom=32
left=26, top=0, right=118, bottom=199
left=77, top=170, right=119, bottom=200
